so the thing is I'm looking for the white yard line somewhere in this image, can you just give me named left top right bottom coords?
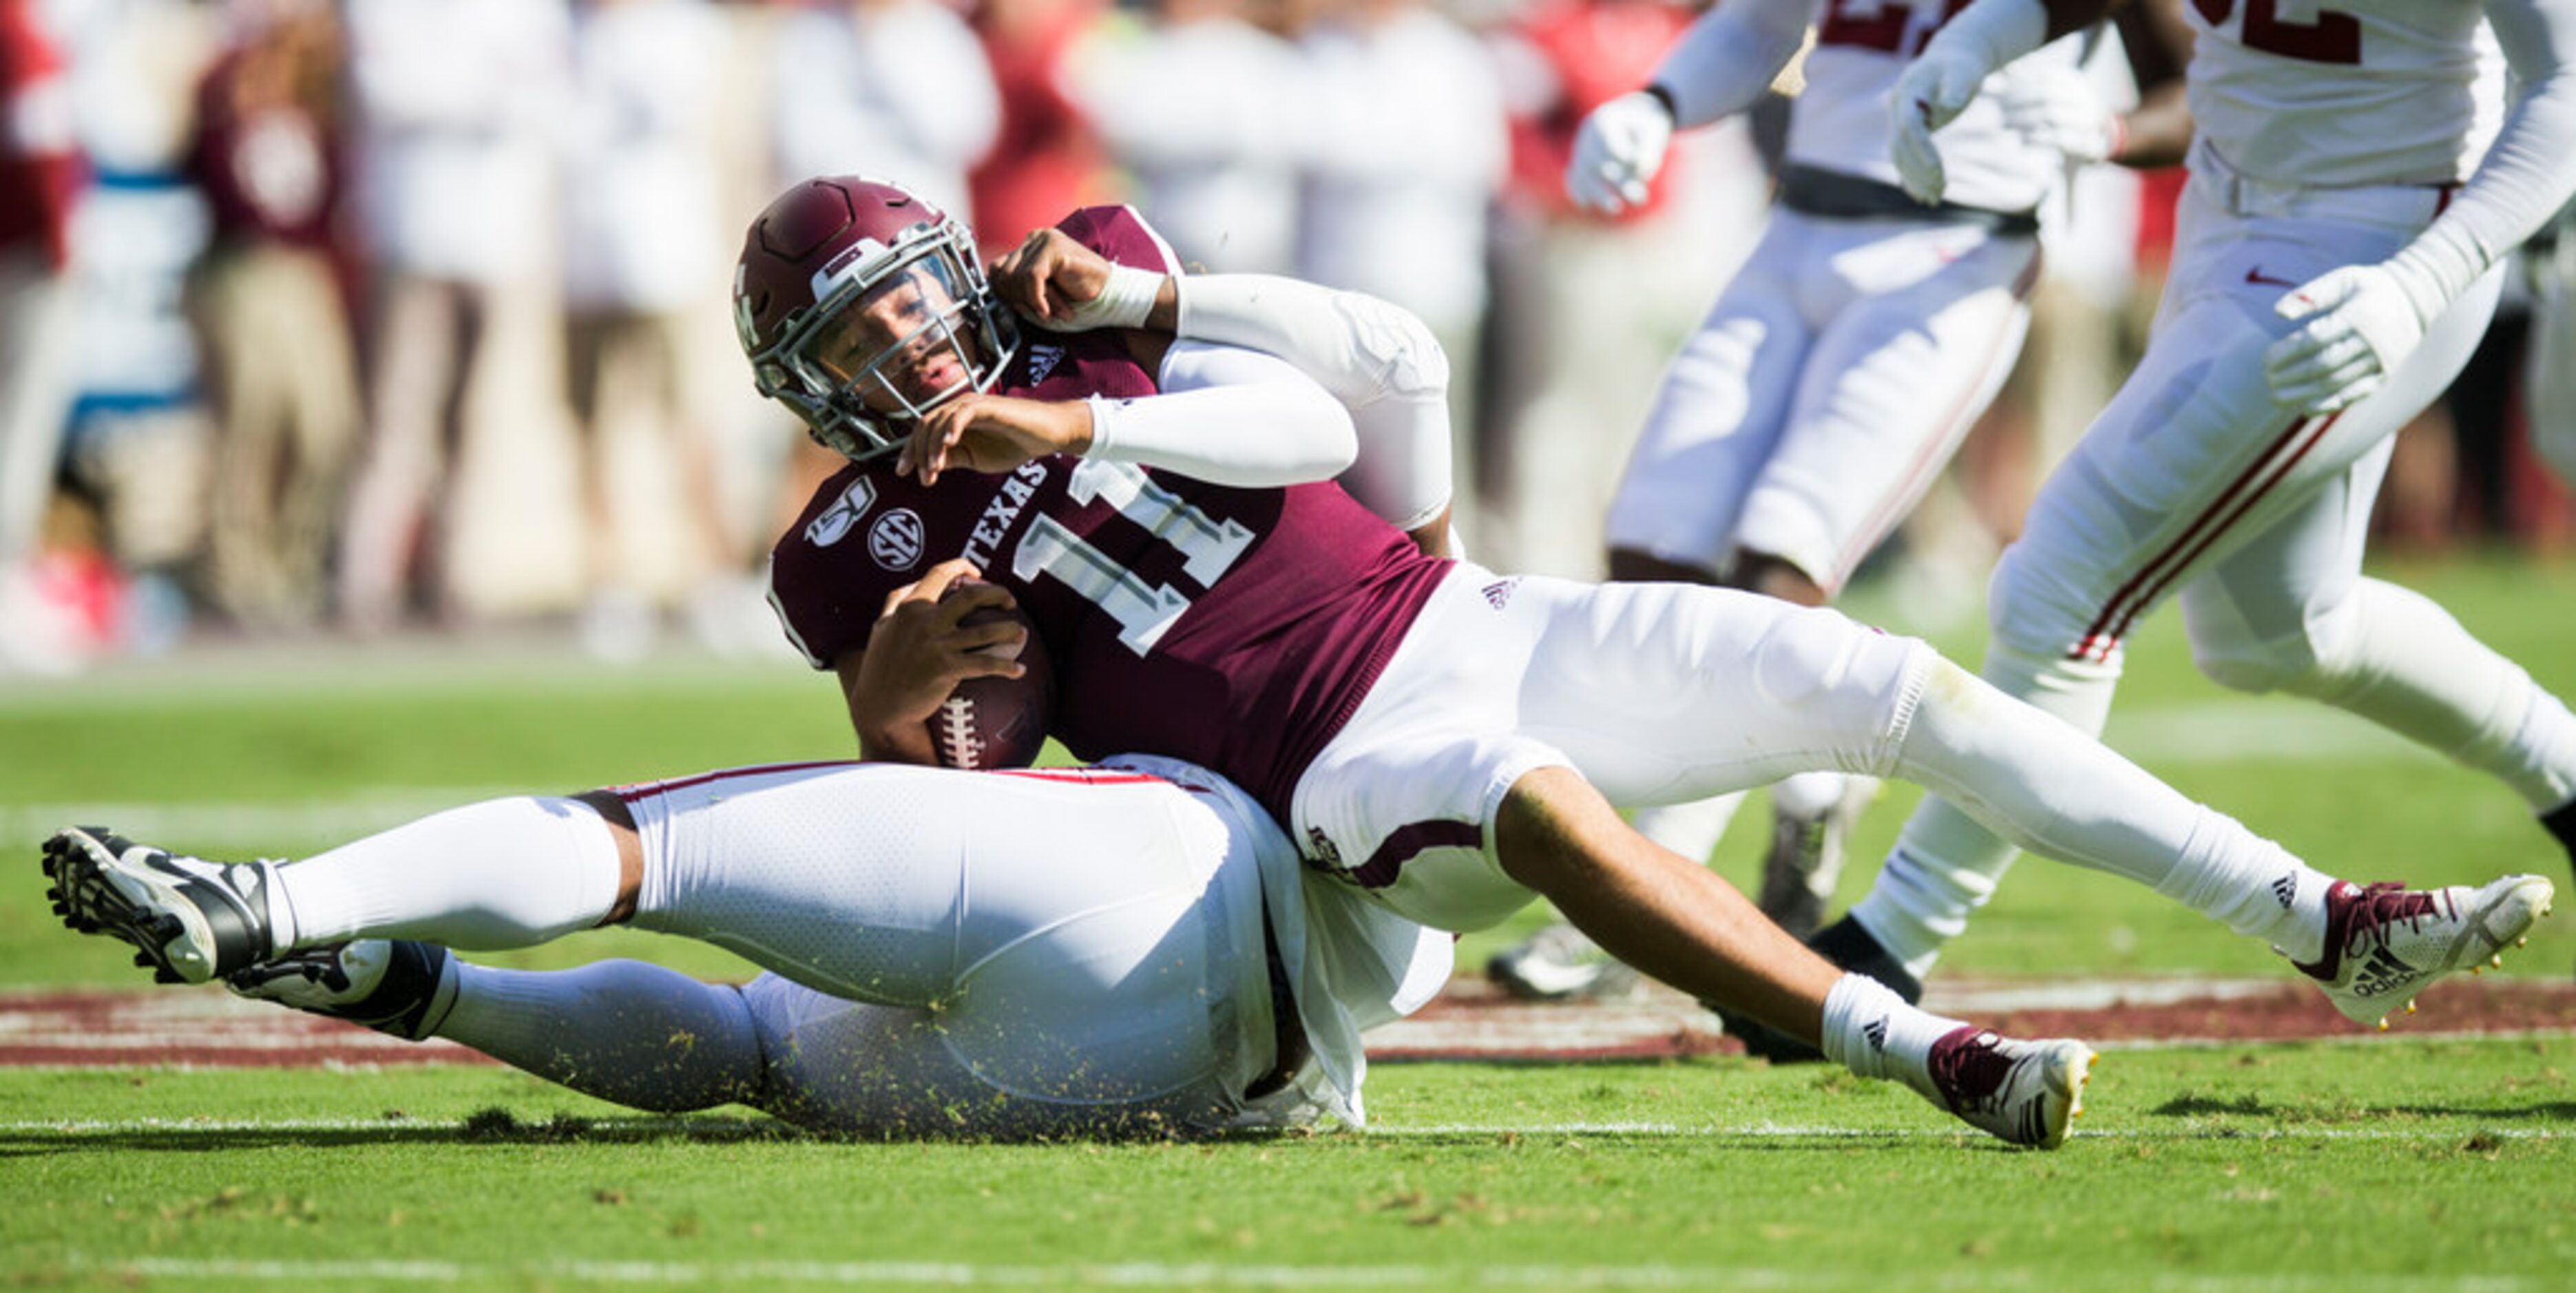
left=43, top=1254, right=2551, bottom=1290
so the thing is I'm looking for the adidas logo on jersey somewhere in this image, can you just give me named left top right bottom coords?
left=2272, top=874, right=2298, bottom=910
left=1026, top=343, right=1067, bottom=385
left=1482, top=578, right=1519, bottom=610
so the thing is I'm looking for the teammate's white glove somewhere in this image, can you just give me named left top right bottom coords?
left=1993, top=64, right=2118, bottom=169
left=2264, top=262, right=2442, bottom=413
left=1566, top=90, right=1675, bottom=216
left=1888, top=45, right=1993, bottom=204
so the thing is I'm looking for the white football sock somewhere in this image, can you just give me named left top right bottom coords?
left=436, top=960, right=767, bottom=1114
left=1852, top=642, right=2121, bottom=977
left=1881, top=657, right=2336, bottom=966
left=1630, top=793, right=1746, bottom=866
left=1819, top=972, right=1964, bottom=1100
left=275, top=797, right=624, bottom=950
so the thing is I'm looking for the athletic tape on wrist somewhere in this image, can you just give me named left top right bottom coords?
left=1064, top=264, right=1162, bottom=331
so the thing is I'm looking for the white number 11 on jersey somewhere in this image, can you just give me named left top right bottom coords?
left=1012, top=459, right=1257, bottom=655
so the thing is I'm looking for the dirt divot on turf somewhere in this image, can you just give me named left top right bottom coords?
left=6, top=976, right=2573, bottom=1067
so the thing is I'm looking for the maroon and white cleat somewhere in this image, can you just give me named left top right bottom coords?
left=2295, top=875, right=2554, bottom=1029
left=1925, top=1026, right=2095, bottom=1150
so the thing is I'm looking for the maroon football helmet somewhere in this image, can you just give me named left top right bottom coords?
left=733, top=176, right=1019, bottom=461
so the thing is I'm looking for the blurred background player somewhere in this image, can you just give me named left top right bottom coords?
left=1487, top=0, right=2190, bottom=1002
left=0, top=0, right=81, bottom=664
left=182, top=0, right=357, bottom=635
left=1806, top=0, right=2576, bottom=1022
left=332, top=0, right=569, bottom=634
left=768, top=0, right=998, bottom=226
left=44, top=755, right=1452, bottom=1137
left=556, top=0, right=742, bottom=662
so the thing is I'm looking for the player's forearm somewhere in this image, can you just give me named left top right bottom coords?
left=2108, top=78, right=2192, bottom=169
left=1087, top=344, right=1358, bottom=486
left=1647, top=0, right=1820, bottom=129
left=2384, top=0, right=2576, bottom=319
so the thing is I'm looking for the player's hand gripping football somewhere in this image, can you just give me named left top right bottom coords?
left=1565, top=90, right=1675, bottom=216
left=846, top=560, right=1028, bottom=755
left=989, top=227, right=1170, bottom=332
left=2265, top=262, right=2440, bottom=414
left=1888, top=45, right=1993, bottom=204
left=898, top=391, right=1094, bottom=485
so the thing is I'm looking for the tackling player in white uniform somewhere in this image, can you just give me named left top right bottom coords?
left=1811, top=0, right=2576, bottom=1014
left=1490, top=0, right=2192, bottom=1002
left=44, top=757, right=1452, bottom=1137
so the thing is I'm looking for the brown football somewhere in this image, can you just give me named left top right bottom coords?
left=926, top=585, right=1056, bottom=770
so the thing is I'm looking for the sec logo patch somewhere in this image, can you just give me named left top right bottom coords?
left=869, top=508, right=925, bottom=571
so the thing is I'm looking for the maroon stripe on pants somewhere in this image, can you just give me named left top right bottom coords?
left=1348, top=820, right=1485, bottom=890
left=2069, top=412, right=2332, bottom=662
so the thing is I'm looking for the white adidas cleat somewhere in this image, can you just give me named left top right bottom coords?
left=1926, top=1026, right=2096, bottom=1150
left=2296, top=874, right=2555, bottom=1029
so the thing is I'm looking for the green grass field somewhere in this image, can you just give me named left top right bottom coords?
left=6, top=553, right=2576, bottom=1289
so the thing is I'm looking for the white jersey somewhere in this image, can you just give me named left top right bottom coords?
left=2184, top=0, right=2504, bottom=188
left=1791, top=0, right=2086, bottom=212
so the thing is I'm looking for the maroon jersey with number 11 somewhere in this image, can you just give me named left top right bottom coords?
left=766, top=205, right=1451, bottom=821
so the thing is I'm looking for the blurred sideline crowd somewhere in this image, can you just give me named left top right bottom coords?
left=3, top=0, right=2573, bottom=677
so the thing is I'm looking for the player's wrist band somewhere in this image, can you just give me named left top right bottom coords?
left=1064, top=264, right=1162, bottom=332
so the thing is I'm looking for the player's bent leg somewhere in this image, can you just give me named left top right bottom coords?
left=229, top=945, right=771, bottom=1115
left=435, top=959, right=768, bottom=1115
left=740, top=965, right=1258, bottom=1140
left=625, top=763, right=1256, bottom=1010
left=1493, top=766, right=2092, bottom=1149
left=2183, top=521, right=2576, bottom=838
left=1889, top=654, right=2559, bottom=1024
left=1848, top=635, right=2126, bottom=981
left=49, top=796, right=632, bottom=985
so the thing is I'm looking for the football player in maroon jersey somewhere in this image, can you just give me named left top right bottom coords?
left=744, top=174, right=2552, bottom=1149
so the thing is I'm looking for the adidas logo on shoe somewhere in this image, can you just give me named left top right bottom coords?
left=2346, top=945, right=2415, bottom=998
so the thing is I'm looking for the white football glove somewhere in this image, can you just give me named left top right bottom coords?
left=1566, top=90, right=1675, bottom=216
left=1993, top=63, right=2117, bottom=169
left=1888, top=45, right=1993, bottom=205
left=2263, top=263, right=2439, bottom=414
